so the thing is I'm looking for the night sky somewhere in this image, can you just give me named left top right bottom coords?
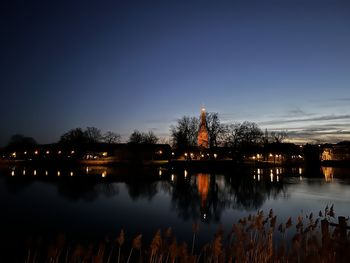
left=1, top=0, right=350, bottom=146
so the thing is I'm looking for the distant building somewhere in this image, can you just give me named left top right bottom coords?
left=198, top=107, right=209, bottom=148
left=321, top=142, right=350, bottom=161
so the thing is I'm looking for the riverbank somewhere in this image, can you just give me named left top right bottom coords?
left=21, top=208, right=350, bottom=263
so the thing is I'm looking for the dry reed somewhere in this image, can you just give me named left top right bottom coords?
left=23, top=206, right=350, bottom=263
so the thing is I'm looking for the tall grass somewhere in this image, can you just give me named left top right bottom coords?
left=24, top=207, right=350, bottom=263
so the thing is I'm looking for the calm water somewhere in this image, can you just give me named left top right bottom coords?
left=1, top=164, right=350, bottom=261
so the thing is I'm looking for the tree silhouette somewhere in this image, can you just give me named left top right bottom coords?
left=223, top=121, right=263, bottom=147
left=270, top=130, right=288, bottom=143
left=206, top=112, right=225, bottom=148
left=6, top=134, right=37, bottom=149
left=143, top=131, right=158, bottom=144
left=84, top=127, right=102, bottom=143
left=103, top=131, right=121, bottom=144
left=59, top=128, right=88, bottom=146
left=170, top=116, right=199, bottom=149
left=128, top=130, right=158, bottom=144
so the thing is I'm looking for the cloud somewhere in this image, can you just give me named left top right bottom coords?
left=279, top=109, right=315, bottom=118
left=284, top=122, right=350, bottom=143
left=259, top=114, right=350, bottom=126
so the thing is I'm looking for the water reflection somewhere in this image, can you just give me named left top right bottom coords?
left=1, top=165, right=350, bottom=221
left=323, top=167, right=334, bottom=182
left=2, top=165, right=350, bottom=262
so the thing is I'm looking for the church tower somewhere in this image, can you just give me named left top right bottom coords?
left=198, top=107, right=209, bottom=148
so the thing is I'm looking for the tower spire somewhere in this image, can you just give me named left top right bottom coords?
left=198, top=106, right=209, bottom=148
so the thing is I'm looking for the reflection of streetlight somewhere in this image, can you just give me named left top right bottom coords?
left=102, top=171, right=107, bottom=178
left=159, top=168, right=162, bottom=176
left=86, top=167, right=89, bottom=173
left=171, top=174, right=175, bottom=182
left=184, top=170, right=188, bottom=178
left=214, top=153, right=217, bottom=159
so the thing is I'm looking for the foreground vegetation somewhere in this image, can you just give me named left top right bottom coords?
left=24, top=206, right=350, bottom=263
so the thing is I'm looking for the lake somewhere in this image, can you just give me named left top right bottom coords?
left=1, top=164, right=350, bottom=261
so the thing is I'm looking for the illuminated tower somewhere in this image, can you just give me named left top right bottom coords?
left=198, top=107, right=209, bottom=148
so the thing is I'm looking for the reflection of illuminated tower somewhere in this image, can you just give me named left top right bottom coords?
left=198, top=107, right=209, bottom=148
left=197, top=173, right=209, bottom=209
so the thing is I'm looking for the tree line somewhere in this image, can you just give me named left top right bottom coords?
left=5, top=127, right=159, bottom=149
left=171, top=112, right=287, bottom=149
left=5, top=113, right=287, bottom=149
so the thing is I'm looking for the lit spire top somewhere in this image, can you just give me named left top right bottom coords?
left=198, top=105, right=209, bottom=148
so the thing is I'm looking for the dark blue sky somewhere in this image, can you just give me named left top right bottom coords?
left=1, top=0, right=350, bottom=145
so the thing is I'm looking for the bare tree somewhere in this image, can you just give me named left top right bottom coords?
left=222, top=123, right=241, bottom=147
left=129, top=130, right=143, bottom=144
left=170, top=116, right=199, bottom=149
left=222, top=121, right=263, bottom=147
left=270, top=130, right=288, bottom=143
left=84, top=127, right=102, bottom=143
left=143, top=131, right=158, bottom=144
left=238, top=121, right=263, bottom=145
left=59, top=128, right=87, bottom=146
left=103, top=131, right=121, bottom=144
left=206, top=112, right=225, bottom=148
left=128, top=130, right=158, bottom=144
